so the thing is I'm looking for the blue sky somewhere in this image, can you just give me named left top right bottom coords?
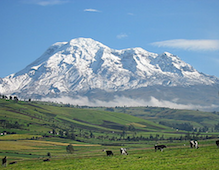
left=0, top=0, right=219, bottom=78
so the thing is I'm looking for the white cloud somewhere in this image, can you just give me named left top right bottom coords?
left=117, top=33, right=128, bottom=39
left=41, top=95, right=218, bottom=111
left=151, top=39, right=219, bottom=51
left=22, top=0, right=69, bottom=6
left=84, top=9, right=101, bottom=12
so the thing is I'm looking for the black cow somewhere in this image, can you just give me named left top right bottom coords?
left=154, top=145, right=167, bottom=152
left=216, top=140, right=219, bottom=147
left=103, top=150, right=113, bottom=156
left=2, top=156, right=7, bottom=167
left=9, top=161, right=17, bottom=165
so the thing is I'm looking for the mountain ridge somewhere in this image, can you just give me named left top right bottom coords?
left=0, top=38, right=219, bottom=110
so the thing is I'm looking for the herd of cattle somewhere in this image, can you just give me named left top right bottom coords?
left=2, top=140, right=219, bottom=166
left=103, top=139, right=219, bottom=156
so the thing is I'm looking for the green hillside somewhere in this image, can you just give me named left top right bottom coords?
left=91, top=106, right=219, bottom=132
left=2, top=99, right=219, bottom=143
left=0, top=99, right=180, bottom=144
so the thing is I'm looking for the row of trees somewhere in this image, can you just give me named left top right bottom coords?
left=48, top=126, right=216, bottom=143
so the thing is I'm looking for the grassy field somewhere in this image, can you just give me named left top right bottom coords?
left=1, top=139, right=219, bottom=170
left=1, top=99, right=219, bottom=169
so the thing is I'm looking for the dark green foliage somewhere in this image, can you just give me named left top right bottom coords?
left=66, top=144, right=74, bottom=154
left=128, top=124, right=135, bottom=131
left=47, top=152, right=51, bottom=158
left=67, top=132, right=76, bottom=140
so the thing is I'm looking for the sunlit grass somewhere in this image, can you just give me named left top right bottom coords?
left=0, top=141, right=39, bottom=150
left=4, top=145, right=219, bottom=170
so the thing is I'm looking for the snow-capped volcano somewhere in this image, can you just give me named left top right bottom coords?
left=0, top=38, right=219, bottom=109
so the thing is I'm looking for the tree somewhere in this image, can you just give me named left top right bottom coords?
left=89, top=131, right=94, bottom=138
left=59, top=130, right=64, bottom=137
left=121, top=130, right=126, bottom=139
left=66, top=144, right=74, bottom=154
left=47, top=152, right=51, bottom=158
left=68, top=133, right=76, bottom=140
left=128, top=124, right=135, bottom=131
left=52, top=129, right=56, bottom=135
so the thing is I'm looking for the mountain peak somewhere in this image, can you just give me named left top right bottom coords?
left=69, top=37, right=96, bottom=44
left=162, top=51, right=173, bottom=56
left=68, top=37, right=109, bottom=50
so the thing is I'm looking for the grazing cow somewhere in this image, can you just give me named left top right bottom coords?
left=120, top=148, right=128, bottom=155
left=216, top=140, right=219, bottom=147
left=194, top=141, right=199, bottom=149
left=154, top=145, right=167, bottom=152
left=9, top=161, right=17, bottom=165
left=43, top=158, right=50, bottom=162
left=2, top=156, right=7, bottom=167
left=190, top=140, right=195, bottom=148
left=190, top=140, right=199, bottom=149
left=102, top=150, right=113, bottom=156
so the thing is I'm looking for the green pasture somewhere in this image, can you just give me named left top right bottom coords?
left=1, top=140, right=219, bottom=170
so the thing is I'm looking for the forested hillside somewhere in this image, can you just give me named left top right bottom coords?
left=0, top=99, right=177, bottom=144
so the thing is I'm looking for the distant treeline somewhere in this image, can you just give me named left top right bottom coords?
left=46, top=129, right=216, bottom=142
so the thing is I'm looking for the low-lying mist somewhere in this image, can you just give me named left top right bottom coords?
left=42, top=95, right=218, bottom=111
